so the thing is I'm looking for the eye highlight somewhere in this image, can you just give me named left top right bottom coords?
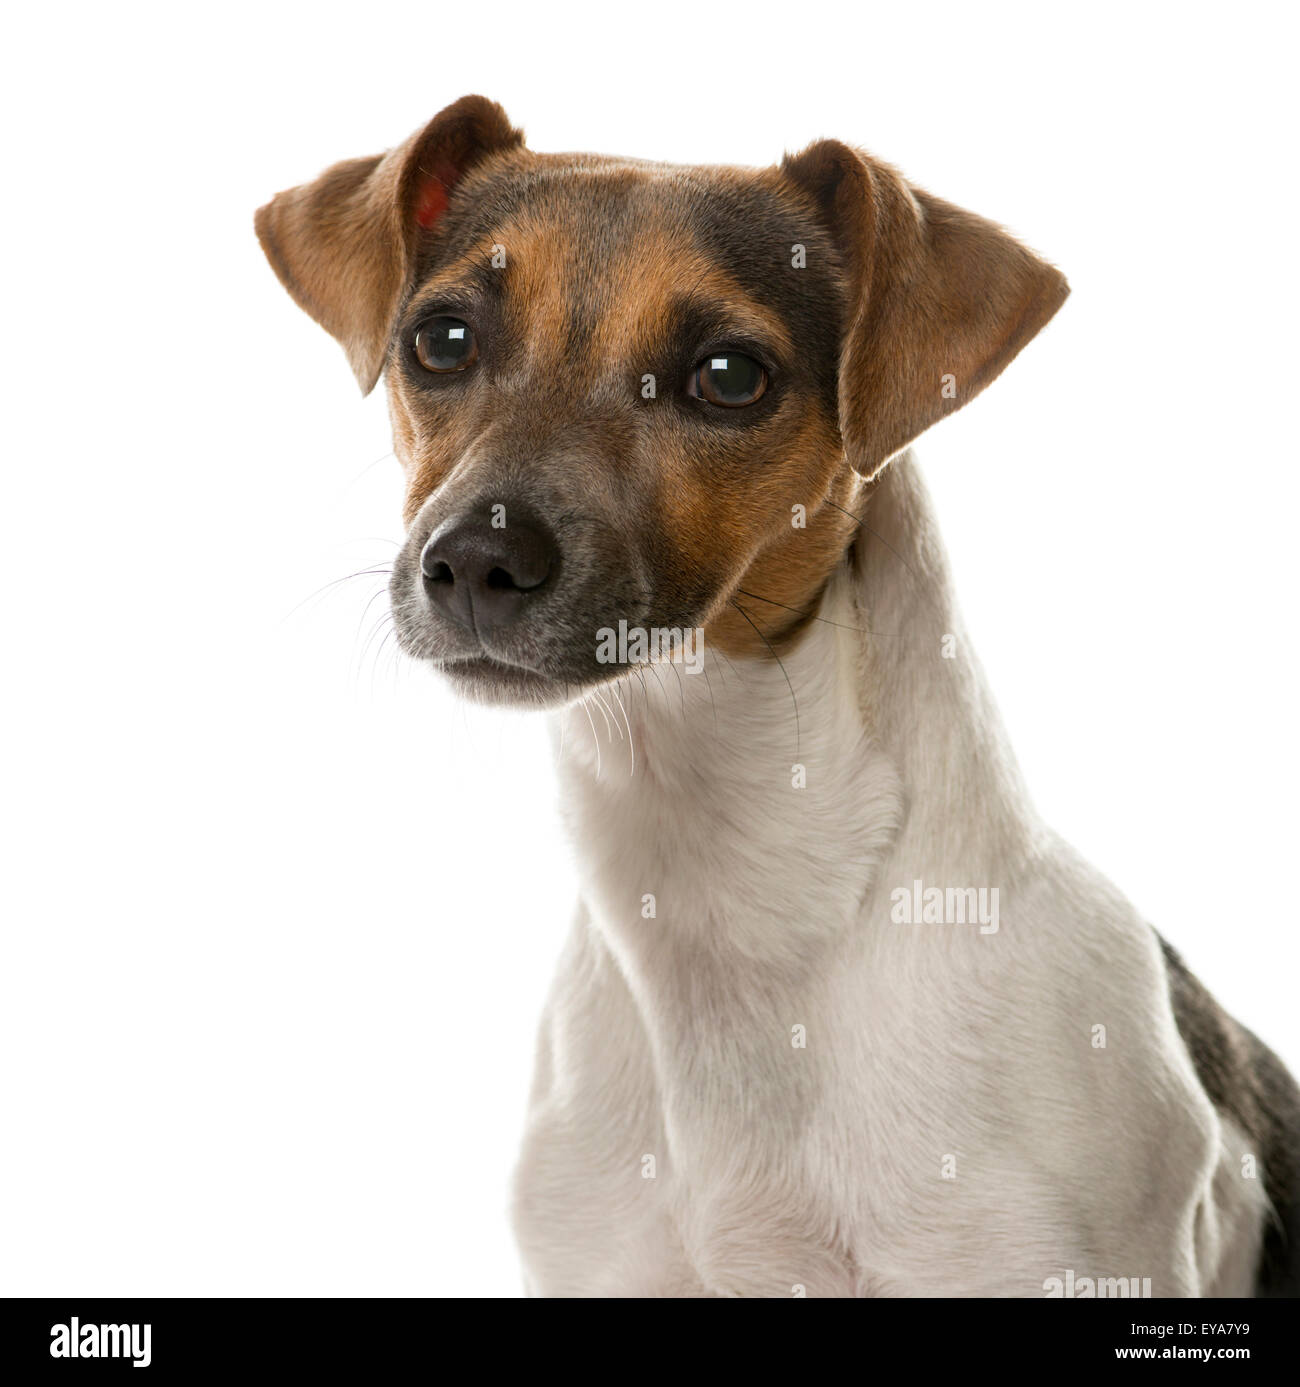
left=689, top=353, right=768, bottom=408
left=414, top=317, right=478, bottom=373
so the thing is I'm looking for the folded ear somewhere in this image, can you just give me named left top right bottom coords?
left=254, top=95, right=524, bottom=393
left=782, top=140, right=1068, bottom=478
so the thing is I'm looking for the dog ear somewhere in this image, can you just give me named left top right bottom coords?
left=782, top=140, right=1068, bottom=479
left=255, top=95, right=524, bottom=393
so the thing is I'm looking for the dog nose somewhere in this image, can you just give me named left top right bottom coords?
left=419, top=513, right=558, bottom=633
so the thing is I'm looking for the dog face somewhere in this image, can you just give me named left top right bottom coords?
left=257, top=96, right=1067, bottom=707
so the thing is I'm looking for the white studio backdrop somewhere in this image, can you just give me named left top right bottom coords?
left=2, top=1, right=1296, bottom=1295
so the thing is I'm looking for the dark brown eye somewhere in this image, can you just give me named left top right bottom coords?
left=414, top=317, right=478, bottom=372
left=691, top=353, right=767, bottom=407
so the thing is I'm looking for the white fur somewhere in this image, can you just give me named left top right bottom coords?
left=512, top=454, right=1266, bottom=1297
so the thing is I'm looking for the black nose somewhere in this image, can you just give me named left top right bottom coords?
left=419, top=512, right=558, bottom=634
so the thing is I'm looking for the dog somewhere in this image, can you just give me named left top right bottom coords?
left=256, top=95, right=1299, bottom=1297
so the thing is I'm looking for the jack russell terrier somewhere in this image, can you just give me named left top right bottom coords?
left=256, top=95, right=1299, bottom=1297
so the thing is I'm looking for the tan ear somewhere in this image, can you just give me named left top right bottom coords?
left=254, top=95, right=524, bottom=393
left=782, top=140, right=1068, bottom=478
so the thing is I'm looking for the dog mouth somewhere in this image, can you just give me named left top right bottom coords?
left=388, top=587, right=603, bottom=708
left=388, top=531, right=662, bottom=707
left=429, top=649, right=578, bottom=707
left=387, top=504, right=700, bottom=709
left=396, top=608, right=710, bottom=711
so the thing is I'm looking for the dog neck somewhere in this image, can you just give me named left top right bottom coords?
left=550, top=453, right=1042, bottom=971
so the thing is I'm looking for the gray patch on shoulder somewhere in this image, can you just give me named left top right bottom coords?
left=1158, top=934, right=1300, bottom=1296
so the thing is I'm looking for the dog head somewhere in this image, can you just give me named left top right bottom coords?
left=256, top=95, right=1066, bottom=707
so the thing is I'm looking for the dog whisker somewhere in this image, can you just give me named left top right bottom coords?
left=370, top=623, right=399, bottom=701
left=345, top=453, right=397, bottom=486
left=282, top=566, right=394, bottom=624
left=707, top=642, right=747, bottom=694
left=611, top=681, right=635, bottom=777
left=355, top=609, right=395, bottom=693
left=669, top=660, right=687, bottom=718
left=579, top=696, right=602, bottom=778
left=354, top=583, right=395, bottom=651
left=701, top=661, right=719, bottom=737
left=729, top=599, right=801, bottom=760
left=644, top=662, right=673, bottom=716
left=588, top=688, right=614, bottom=740
left=597, top=688, right=625, bottom=741
left=734, top=586, right=898, bottom=639
left=821, top=494, right=948, bottom=624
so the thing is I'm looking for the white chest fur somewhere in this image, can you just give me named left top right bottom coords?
left=511, top=456, right=1264, bottom=1298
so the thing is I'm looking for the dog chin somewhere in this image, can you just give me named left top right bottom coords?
left=429, top=652, right=590, bottom=710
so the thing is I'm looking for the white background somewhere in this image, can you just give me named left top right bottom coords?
left=3, top=1, right=1296, bottom=1296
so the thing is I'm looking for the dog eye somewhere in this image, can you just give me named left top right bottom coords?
left=414, top=317, right=478, bottom=373
left=690, top=353, right=767, bottom=408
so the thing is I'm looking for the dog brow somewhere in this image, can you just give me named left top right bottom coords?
left=402, top=248, right=504, bottom=322
left=658, top=290, right=791, bottom=363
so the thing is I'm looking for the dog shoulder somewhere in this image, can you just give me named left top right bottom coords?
left=1158, top=934, right=1300, bottom=1296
